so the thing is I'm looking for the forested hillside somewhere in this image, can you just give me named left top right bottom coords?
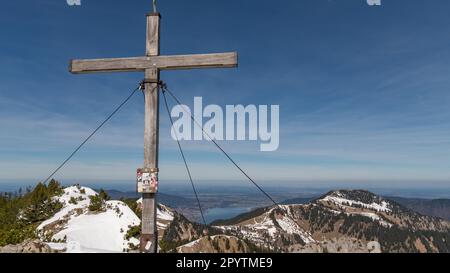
left=0, top=180, right=64, bottom=246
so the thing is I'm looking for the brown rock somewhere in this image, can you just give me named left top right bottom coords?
left=0, top=239, right=53, bottom=253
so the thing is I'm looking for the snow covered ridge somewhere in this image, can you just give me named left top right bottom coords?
left=37, top=186, right=179, bottom=253
left=313, top=190, right=397, bottom=228
left=319, top=190, right=392, bottom=213
left=215, top=206, right=315, bottom=249
left=36, top=186, right=161, bottom=253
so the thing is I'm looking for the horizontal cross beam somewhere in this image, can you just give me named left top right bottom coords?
left=70, top=52, right=238, bottom=74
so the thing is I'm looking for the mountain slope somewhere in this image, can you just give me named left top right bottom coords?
left=177, top=235, right=250, bottom=253
left=3, top=185, right=449, bottom=253
left=36, top=186, right=198, bottom=252
left=214, top=190, right=450, bottom=253
left=33, top=185, right=223, bottom=253
left=33, top=186, right=259, bottom=253
left=387, top=196, right=450, bottom=221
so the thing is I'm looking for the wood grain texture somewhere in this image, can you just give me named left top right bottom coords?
left=146, top=14, right=160, bottom=56
left=141, top=193, right=157, bottom=253
left=155, top=52, right=238, bottom=70
left=141, top=68, right=159, bottom=252
left=70, top=52, right=238, bottom=74
left=143, top=68, right=159, bottom=169
left=70, top=57, right=149, bottom=74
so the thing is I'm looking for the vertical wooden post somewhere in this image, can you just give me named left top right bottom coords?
left=140, top=12, right=160, bottom=254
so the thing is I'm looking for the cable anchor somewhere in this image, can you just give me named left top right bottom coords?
left=140, top=79, right=166, bottom=91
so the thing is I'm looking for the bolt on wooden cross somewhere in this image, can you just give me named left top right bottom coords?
left=69, top=7, right=238, bottom=253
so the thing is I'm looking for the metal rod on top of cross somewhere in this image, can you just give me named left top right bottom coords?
left=153, top=0, right=157, bottom=13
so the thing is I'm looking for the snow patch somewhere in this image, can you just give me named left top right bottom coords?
left=38, top=186, right=140, bottom=253
left=321, top=195, right=392, bottom=213
left=136, top=198, right=174, bottom=221
left=215, top=208, right=315, bottom=247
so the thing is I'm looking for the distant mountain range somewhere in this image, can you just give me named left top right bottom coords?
left=2, top=186, right=449, bottom=253
left=67, top=188, right=450, bottom=253
left=107, top=189, right=450, bottom=221
left=386, top=197, right=450, bottom=221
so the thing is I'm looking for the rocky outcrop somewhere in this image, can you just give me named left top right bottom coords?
left=0, top=239, right=54, bottom=253
left=292, top=238, right=381, bottom=253
left=177, top=235, right=250, bottom=253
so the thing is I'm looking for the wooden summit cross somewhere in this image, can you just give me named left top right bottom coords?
left=69, top=2, right=238, bottom=253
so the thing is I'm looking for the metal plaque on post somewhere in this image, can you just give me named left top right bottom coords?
left=136, top=168, right=158, bottom=193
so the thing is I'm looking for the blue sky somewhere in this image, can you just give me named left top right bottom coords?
left=1, top=0, right=450, bottom=188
